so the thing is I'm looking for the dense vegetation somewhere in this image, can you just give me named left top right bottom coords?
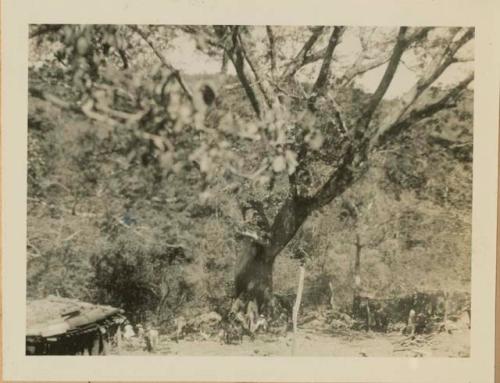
left=27, top=25, right=473, bottom=328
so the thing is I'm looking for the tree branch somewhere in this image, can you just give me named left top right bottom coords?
left=310, top=26, right=346, bottom=97
left=236, top=28, right=279, bottom=110
left=129, top=25, right=193, bottom=101
left=359, top=27, right=433, bottom=129
left=391, top=27, right=474, bottom=124
left=266, top=26, right=277, bottom=78
left=221, top=51, right=229, bottom=74
left=29, top=86, right=145, bottom=128
left=359, top=27, right=410, bottom=128
left=29, top=87, right=78, bottom=111
left=308, top=70, right=457, bottom=211
left=264, top=195, right=310, bottom=259
left=29, top=25, right=63, bottom=39
left=259, top=27, right=471, bottom=266
left=223, top=27, right=263, bottom=117
left=117, top=48, right=129, bottom=69
left=375, top=72, right=473, bottom=148
left=306, top=144, right=359, bottom=212
left=339, top=55, right=390, bottom=88
left=308, top=73, right=473, bottom=213
left=281, top=26, right=325, bottom=78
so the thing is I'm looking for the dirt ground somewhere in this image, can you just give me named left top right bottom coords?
left=116, top=328, right=470, bottom=357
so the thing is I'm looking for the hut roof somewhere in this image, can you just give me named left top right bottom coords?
left=27, top=295, right=124, bottom=338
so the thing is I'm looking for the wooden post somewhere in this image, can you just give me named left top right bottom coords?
left=328, top=281, right=335, bottom=310
left=101, top=334, right=109, bottom=355
left=115, top=325, right=122, bottom=354
left=353, top=233, right=363, bottom=316
left=292, top=263, right=305, bottom=356
left=444, top=291, right=449, bottom=323
left=90, top=331, right=101, bottom=355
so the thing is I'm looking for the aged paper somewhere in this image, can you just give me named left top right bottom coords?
left=2, top=0, right=499, bottom=382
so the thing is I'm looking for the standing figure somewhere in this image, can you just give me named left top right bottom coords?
left=174, top=316, right=186, bottom=342
left=231, top=294, right=248, bottom=331
left=136, top=324, right=145, bottom=338
left=407, top=308, right=416, bottom=336
left=144, top=325, right=159, bottom=353
left=122, top=322, right=135, bottom=340
left=246, top=298, right=259, bottom=333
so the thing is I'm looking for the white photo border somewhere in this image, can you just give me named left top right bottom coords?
left=2, top=0, right=499, bottom=382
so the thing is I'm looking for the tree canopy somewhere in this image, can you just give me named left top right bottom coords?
left=28, top=25, right=473, bottom=321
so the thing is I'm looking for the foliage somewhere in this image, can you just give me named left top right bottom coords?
left=27, top=24, right=473, bottom=324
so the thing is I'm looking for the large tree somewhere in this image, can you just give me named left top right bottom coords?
left=28, top=25, right=474, bottom=306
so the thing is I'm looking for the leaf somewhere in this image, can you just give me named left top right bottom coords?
left=151, top=135, right=165, bottom=151
left=239, top=123, right=260, bottom=140
left=257, top=175, right=271, bottom=187
left=75, top=36, right=89, bottom=56
left=172, top=162, right=184, bottom=174
left=160, top=152, right=174, bottom=170
left=272, top=156, right=286, bottom=173
left=307, top=131, right=324, bottom=150
left=199, top=154, right=213, bottom=174
left=199, top=190, right=212, bottom=204
left=285, top=150, right=298, bottom=175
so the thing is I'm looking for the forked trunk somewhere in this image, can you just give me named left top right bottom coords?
left=234, top=196, right=310, bottom=307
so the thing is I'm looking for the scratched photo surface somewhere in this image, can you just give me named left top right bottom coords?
left=26, top=25, right=473, bottom=357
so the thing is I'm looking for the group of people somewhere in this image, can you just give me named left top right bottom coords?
left=230, top=295, right=269, bottom=333
left=120, top=321, right=159, bottom=352
left=217, top=292, right=291, bottom=344
left=115, top=292, right=290, bottom=350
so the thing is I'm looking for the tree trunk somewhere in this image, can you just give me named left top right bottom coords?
left=234, top=238, right=274, bottom=306
left=221, top=52, right=229, bottom=74
left=234, top=196, right=309, bottom=307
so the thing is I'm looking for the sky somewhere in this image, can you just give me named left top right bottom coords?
left=162, top=26, right=474, bottom=99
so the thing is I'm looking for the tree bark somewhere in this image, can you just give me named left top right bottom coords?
left=234, top=196, right=309, bottom=306
left=221, top=52, right=229, bottom=74
left=228, top=29, right=263, bottom=117
left=213, top=26, right=472, bottom=312
left=234, top=237, right=274, bottom=305
left=310, top=27, right=345, bottom=97
left=360, top=27, right=409, bottom=128
left=282, top=26, right=325, bottom=79
left=266, top=26, right=277, bottom=78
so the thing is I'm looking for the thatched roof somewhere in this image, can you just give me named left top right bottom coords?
left=27, top=295, right=124, bottom=338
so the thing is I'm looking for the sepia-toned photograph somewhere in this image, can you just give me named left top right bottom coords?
left=26, top=24, right=474, bottom=358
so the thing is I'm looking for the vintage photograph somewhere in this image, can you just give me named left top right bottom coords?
left=26, top=24, right=474, bottom=357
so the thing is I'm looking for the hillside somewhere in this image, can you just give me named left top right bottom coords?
left=27, top=70, right=472, bottom=316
